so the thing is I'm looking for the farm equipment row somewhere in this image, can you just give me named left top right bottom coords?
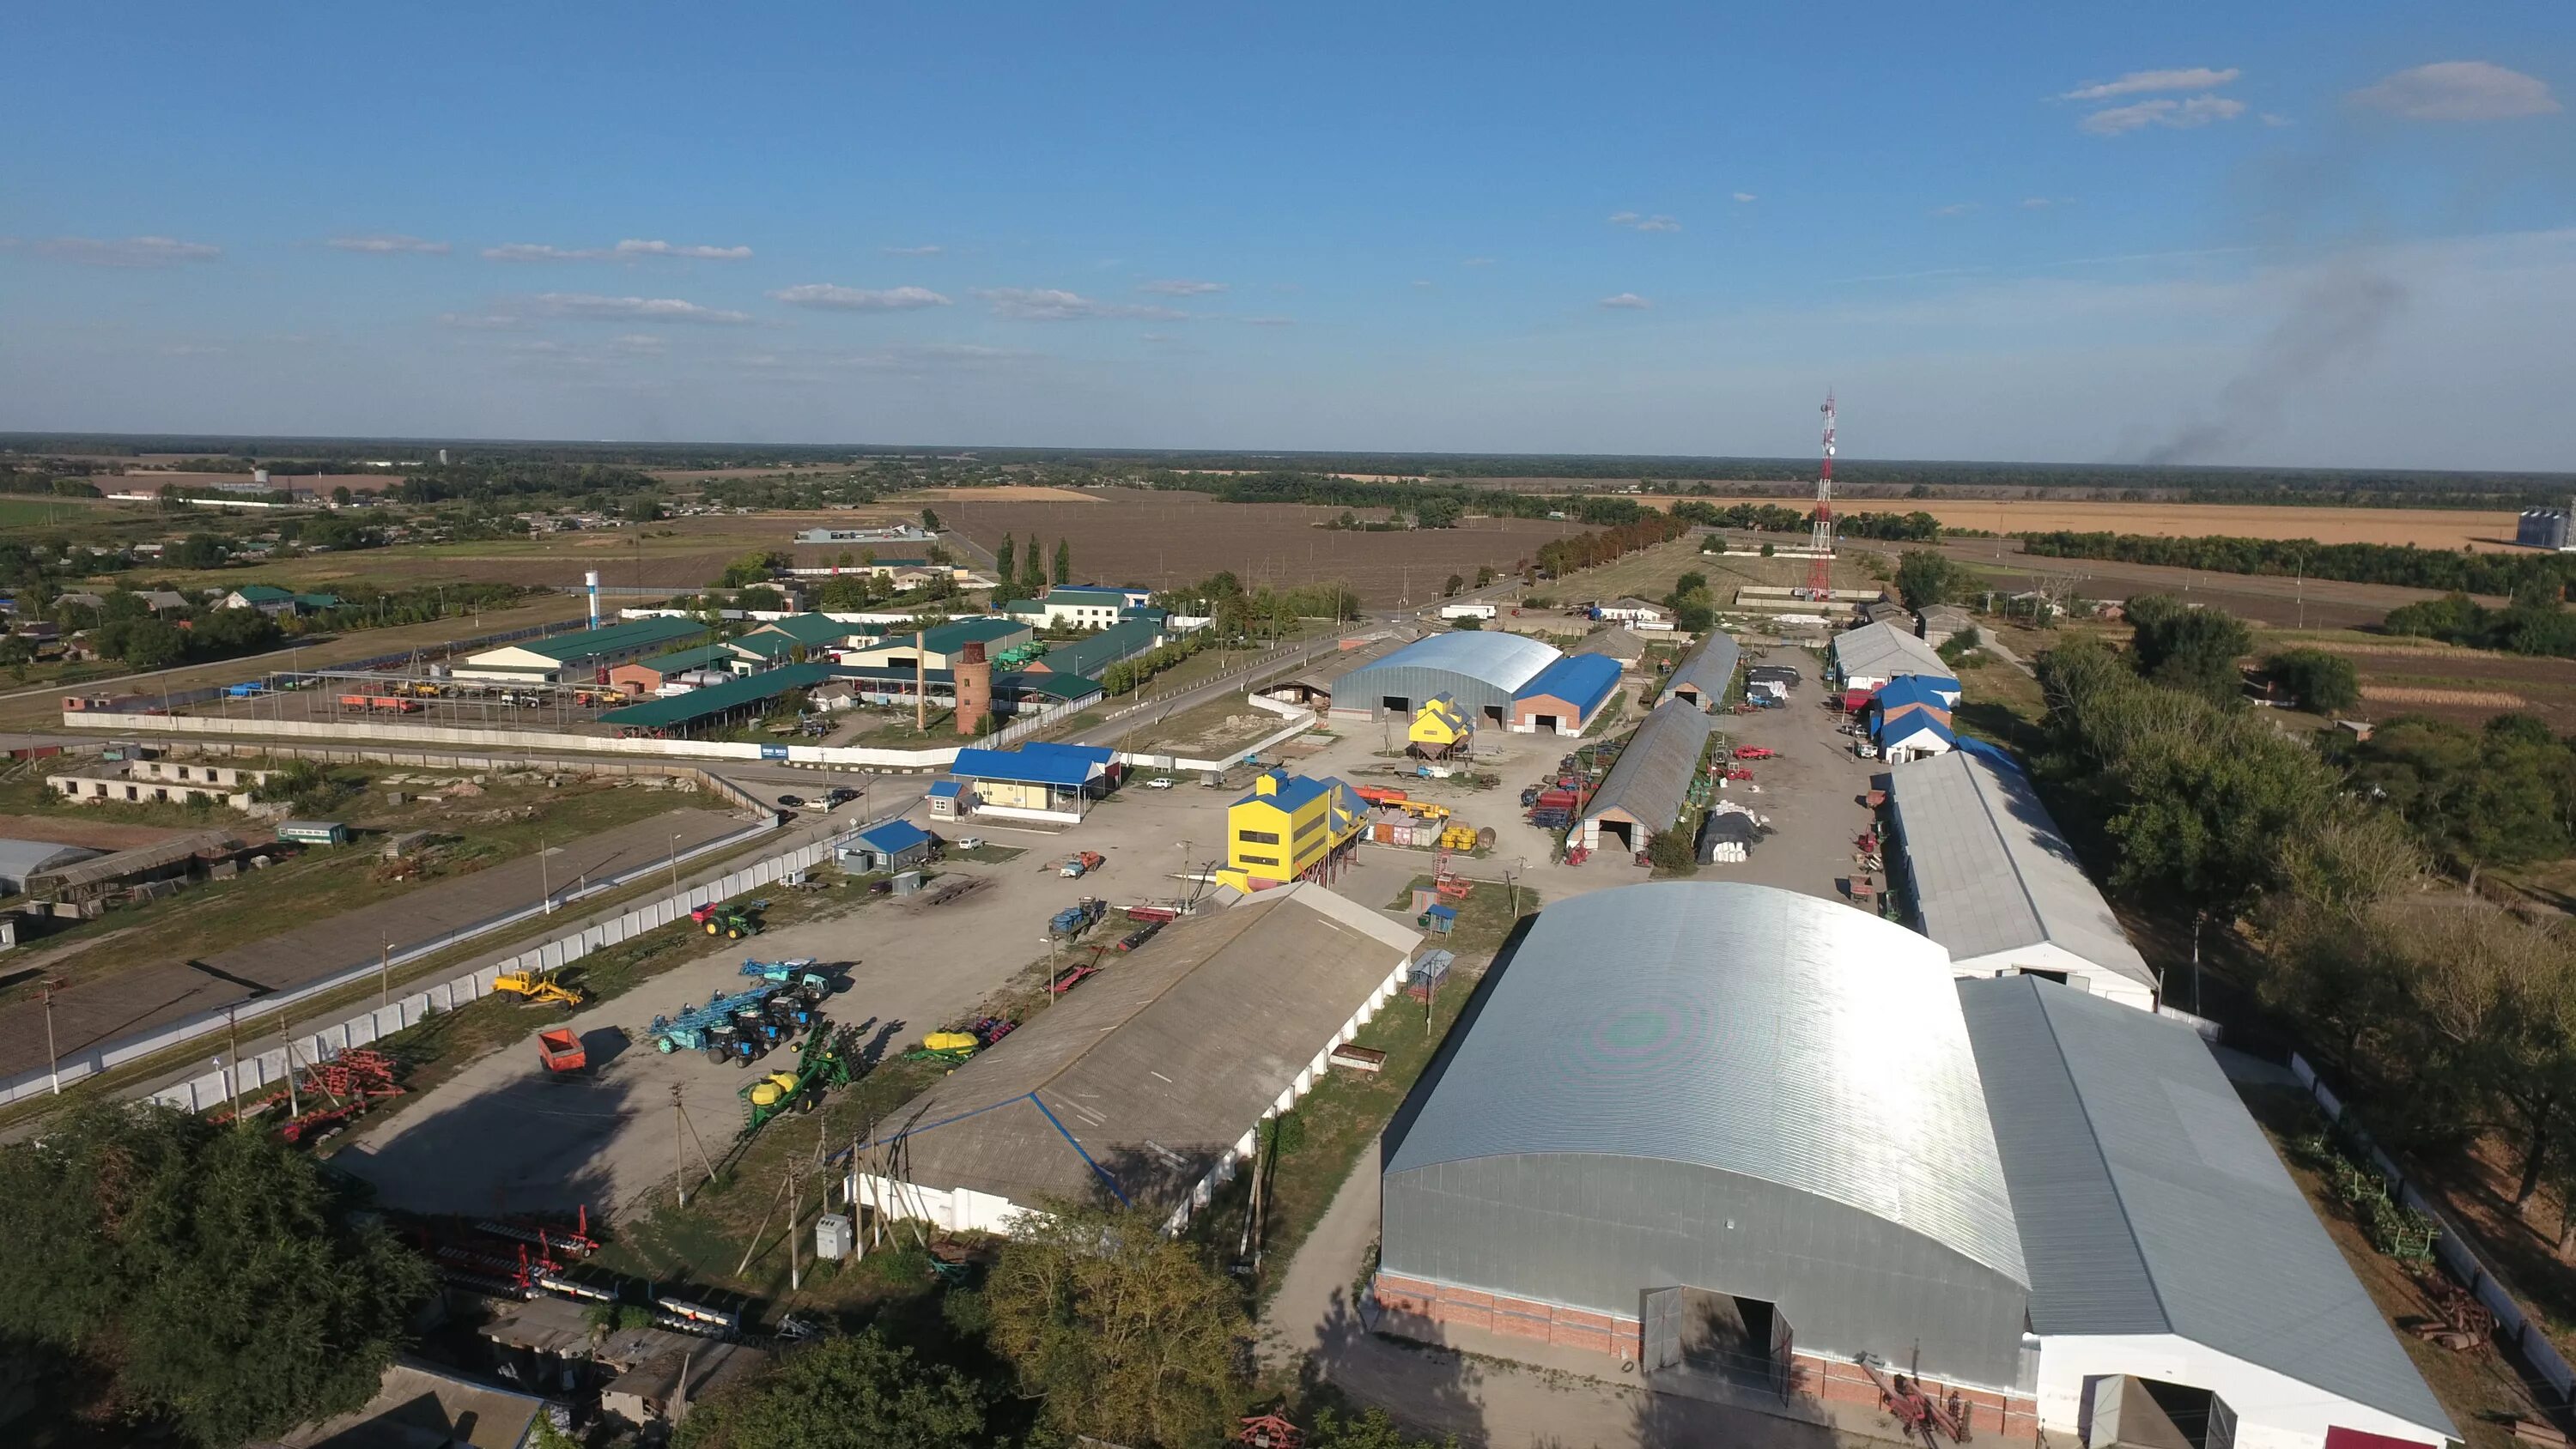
left=691, top=898, right=769, bottom=939
left=212, top=1047, right=404, bottom=1145
left=647, top=963, right=839, bottom=1064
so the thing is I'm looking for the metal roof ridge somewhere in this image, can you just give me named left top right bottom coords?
left=2020, top=981, right=2173, bottom=1334
left=1962, top=755, right=2057, bottom=953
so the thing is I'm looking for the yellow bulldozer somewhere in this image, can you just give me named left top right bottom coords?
left=493, top=968, right=586, bottom=1009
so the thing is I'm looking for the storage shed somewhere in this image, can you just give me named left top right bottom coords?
left=1567, top=626, right=1649, bottom=669
left=1510, top=653, right=1623, bottom=735
left=0, top=837, right=102, bottom=894
left=1330, top=632, right=1561, bottom=725
left=849, top=884, right=1419, bottom=1234
left=1574, top=698, right=1716, bottom=858
left=1830, top=620, right=1954, bottom=695
left=452, top=616, right=705, bottom=684
left=1664, top=627, right=1741, bottom=711
left=1961, top=976, right=2455, bottom=1449
left=1378, top=882, right=2034, bottom=1400
left=841, top=819, right=932, bottom=874
left=1886, top=751, right=2154, bottom=1008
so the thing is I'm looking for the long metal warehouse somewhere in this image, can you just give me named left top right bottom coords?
left=1574, top=698, right=1716, bottom=858
left=1378, top=882, right=2034, bottom=1398
left=1886, top=749, right=2156, bottom=1008
left=848, top=884, right=1419, bottom=1234
left=1960, top=976, right=2454, bottom=1449
left=1664, top=627, right=1741, bottom=711
left=1329, top=631, right=1561, bottom=725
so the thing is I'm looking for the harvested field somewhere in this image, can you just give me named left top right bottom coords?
left=933, top=488, right=1587, bottom=604
left=2362, top=685, right=2529, bottom=708
left=896, top=485, right=1098, bottom=502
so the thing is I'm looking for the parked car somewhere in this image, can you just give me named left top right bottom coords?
left=825, top=787, right=860, bottom=804
left=955, top=836, right=986, bottom=851
left=1144, top=777, right=1176, bottom=790
left=777, top=794, right=806, bottom=808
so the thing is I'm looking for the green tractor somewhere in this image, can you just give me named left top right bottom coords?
left=692, top=898, right=769, bottom=940
left=739, top=1025, right=859, bottom=1139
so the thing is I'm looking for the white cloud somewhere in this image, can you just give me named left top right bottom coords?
left=768, top=283, right=952, bottom=311
left=607, top=333, right=667, bottom=357
left=1597, top=293, right=1651, bottom=310
left=880, top=244, right=943, bottom=256
left=528, top=293, right=753, bottom=324
left=1931, top=202, right=1978, bottom=217
left=2081, top=94, right=2246, bottom=135
left=1411, top=279, right=1435, bottom=289
left=975, top=287, right=1185, bottom=321
left=2260, top=112, right=2293, bottom=127
left=2349, top=62, right=2560, bottom=121
left=1607, top=212, right=1681, bottom=233
left=2059, top=67, right=2241, bottom=102
left=1136, top=278, right=1227, bottom=295
left=612, top=239, right=752, bottom=260
left=327, top=233, right=449, bottom=255
left=3, top=234, right=221, bottom=267
left=483, top=239, right=751, bottom=262
left=1732, top=191, right=1758, bottom=203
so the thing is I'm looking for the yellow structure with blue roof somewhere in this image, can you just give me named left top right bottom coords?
left=1408, top=694, right=1474, bottom=755
left=1218, top=770, right=1367, bottom=893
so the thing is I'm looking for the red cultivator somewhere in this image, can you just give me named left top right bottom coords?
left=1857, top=1354, right=1971, bottom=1448
left=213, top=1047, right=404, bottom=1144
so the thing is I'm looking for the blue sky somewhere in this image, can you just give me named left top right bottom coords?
left=3, top=2, right=2570, bottom=467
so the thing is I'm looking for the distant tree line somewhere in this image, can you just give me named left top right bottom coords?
left=2383, top=592, right=2576, bottom=658
left=1533, top=511, right=1693, bottom=579
left=2021, top=530, right=2576, bottom=598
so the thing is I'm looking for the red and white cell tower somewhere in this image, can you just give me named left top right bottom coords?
left=1804, top=391, right=1837, bottom=599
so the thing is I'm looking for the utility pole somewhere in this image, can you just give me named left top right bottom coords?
left=278, top=1007, right=298, bottom=1119
left=379, top=939, right=392, bottom=1009
left=674, top=1083, right=690, bottom=1207
left=40, top=977, right=64, bottom=1095
left=538, top=836, right=551, bottom=914
left=787, top=1162, right=803, bottom=1291
left=224, top=1007, right=240, bottom=1117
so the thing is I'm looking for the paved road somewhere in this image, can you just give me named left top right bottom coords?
left=0, top=808, right=750, bottom=1081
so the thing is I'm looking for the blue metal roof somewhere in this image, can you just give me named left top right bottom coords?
left=927, top=779, right=963, bottom=798
left=1235, top=772, right=1333, bottom=813
left=1022, top=741, right=1115, bottom=767
left=1514, top=653, right=1623, bottom=717
left=1876, top=712, right=1958, bottom=746
left=1875, top=676, right=1948, bottom=710
left=854, top=819, right=931, bottom=853
left=951, top=746, right=1103, bottom=788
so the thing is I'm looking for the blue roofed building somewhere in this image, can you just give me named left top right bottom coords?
left=945, top=742, right=1117, bottom=822
left=840, top=818, right=933, bottom=873
left=1510, top=653, right=1625, bottom=735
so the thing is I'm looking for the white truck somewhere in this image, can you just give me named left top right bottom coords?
left=1438, top=602, right=1498, bottom=620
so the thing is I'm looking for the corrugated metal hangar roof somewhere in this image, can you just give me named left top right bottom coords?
left=1889, top=751, right=2152, bottom=990
left=1581, top=698, right=1716, bottom=833
left=1959, top=976, right=2454, bottom=1440
left=1387, top=881, right=2026, bottom=1287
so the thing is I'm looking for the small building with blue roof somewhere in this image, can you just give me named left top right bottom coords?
left=1875, top=710, right=1957, bottom=764
left=841, top=818, right=933, bottom=874
left=1511, top=653, right=1625, bottom=735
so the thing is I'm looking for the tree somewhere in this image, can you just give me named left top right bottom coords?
left=2408, top=906, right=2576, bottom=1216
left=1019, top=537, right=1045, bottom=595
left=1053, top=537, right=1072, bottom=586
left=1647, top=820, right=1698, bottom=875
left=1893, top=549, right=1969, bottom=609
left=170, top=533, right=229, bottom=570
left=2123, top=593, right=2252, bottom=706
left=0, top=1102, right=434, bottom=1446
left=1308, top=1406, right=1461, bottom=1449
left=1475, top=565, right=1497, bottom=588
left=1443, top=574, right=1465, bottom=597
left=105, top=616, right=187, bottom=669
left=2263, top=648, right=2360, bottom=713
left=993, top=535, right=1016, bottom=593
left=985, top=1204, right=1247, bottom=1448
left=721, top=550, right=783, bottom=587
left=2347, top=715, right=2571, bottom=888
left=191, top=604, right=282, bottom=656
left=920, top=507, right=943, bottom=531
left=330, top=485, right=353, bottom=506
left=674, top=1331, right=985, bottom=1449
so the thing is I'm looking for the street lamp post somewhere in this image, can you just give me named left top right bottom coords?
left=669, top=831, right=683, bottom=890
left=538, top=835, right=552, bottom=914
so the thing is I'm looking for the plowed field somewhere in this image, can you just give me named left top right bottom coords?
left=933, top=489, right=1588, bottom=603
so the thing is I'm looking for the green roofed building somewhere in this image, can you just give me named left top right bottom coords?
left=598, top=661, right=837, bottom=734
left=838, top=616, right=1032, bottom=671
left=453, top=615, right=706, bottom=683
left=1022, top=614, right=1166, bottom=681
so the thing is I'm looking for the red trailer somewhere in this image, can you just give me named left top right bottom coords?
left=537, top=1028, right=587, bottom=1075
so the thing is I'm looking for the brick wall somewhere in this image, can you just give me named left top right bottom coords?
left=1373, top=1272, right=2040, bottom=1444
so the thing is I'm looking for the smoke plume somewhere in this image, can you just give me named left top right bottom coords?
left=2137, top=262, right=2407, bottom=464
